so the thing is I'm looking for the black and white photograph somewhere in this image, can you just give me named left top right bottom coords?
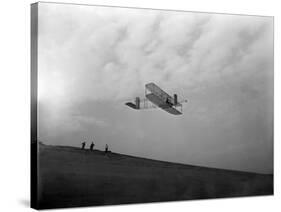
left=30, top=1, right=273, bottom=210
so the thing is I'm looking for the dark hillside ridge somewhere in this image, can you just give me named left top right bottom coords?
left=37, top=144, right=273, bottom=209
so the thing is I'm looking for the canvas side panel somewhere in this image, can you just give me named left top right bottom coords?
left=30, top=2, right=38, bottom=209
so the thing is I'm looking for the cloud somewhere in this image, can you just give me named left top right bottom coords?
left=38, top=5, right=272, bottom=103
left=37, top=3, right=273, bottom=173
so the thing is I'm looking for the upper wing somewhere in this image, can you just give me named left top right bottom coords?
left=145, top=82, right=182, bottom=107
left=146, top=93, right=182, bottom=115
left=145, top=82, right=172, bottom=102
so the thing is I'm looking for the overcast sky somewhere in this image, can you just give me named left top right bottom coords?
left=37, top=3, right=273, bottom=174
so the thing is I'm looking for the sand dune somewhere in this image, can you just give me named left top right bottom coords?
left=38, top=143, right=273, bottom=209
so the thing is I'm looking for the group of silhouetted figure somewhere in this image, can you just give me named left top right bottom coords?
left=81, top=141, right=109, bottom=153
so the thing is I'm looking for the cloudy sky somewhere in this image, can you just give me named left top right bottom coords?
left=37, top=3, right=273, bottom=174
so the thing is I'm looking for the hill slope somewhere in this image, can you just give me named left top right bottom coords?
left=37, top=144, right=273, bottom=209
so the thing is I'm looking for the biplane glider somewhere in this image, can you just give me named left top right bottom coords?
left=125, top=82, right=187, bottom=115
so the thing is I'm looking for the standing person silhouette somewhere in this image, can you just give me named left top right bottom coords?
left=105, top=144, right=108, bottom=153
left=81, top=142, right=86, bottom=150
left=90, top=142, right=94, bottom=151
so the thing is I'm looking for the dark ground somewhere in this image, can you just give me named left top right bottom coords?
left=37, top=143, right=273, bottom=209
